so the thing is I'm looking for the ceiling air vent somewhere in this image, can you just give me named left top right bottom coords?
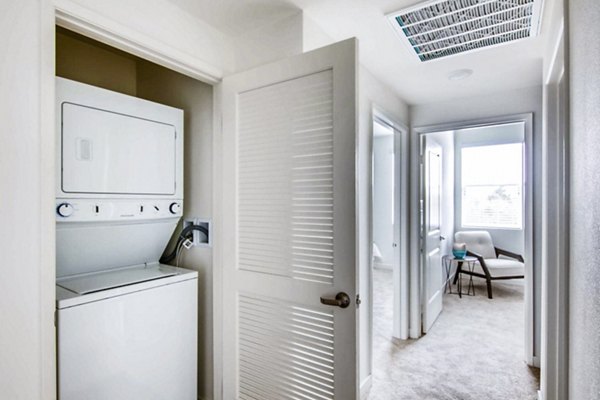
left=388, top=0, right=544, bottom=62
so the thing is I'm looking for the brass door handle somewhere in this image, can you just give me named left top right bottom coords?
left=320, top=292, right=351, bottom=308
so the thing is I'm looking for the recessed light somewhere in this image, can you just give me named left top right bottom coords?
left=447, top=69, right=474, bottom=81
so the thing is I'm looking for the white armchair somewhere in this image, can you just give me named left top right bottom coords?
left=453, top=231, right=524, bottom=299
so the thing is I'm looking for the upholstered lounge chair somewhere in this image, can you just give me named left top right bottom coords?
left=453, top=231, right=524, bottom=299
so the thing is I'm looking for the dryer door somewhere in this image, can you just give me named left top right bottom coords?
left=61, top=102, right=176, bottom=195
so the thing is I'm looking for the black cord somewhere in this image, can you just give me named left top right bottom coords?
left=160, top=224, right=209, bottom=264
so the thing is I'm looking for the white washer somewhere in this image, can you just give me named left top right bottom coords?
left=56, top=264, right=197, bottom=400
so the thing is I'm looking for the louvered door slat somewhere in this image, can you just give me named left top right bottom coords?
left=238, top=70, right=334, bottom=282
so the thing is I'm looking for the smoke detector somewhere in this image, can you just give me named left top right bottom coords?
left=447, top=68, right=474, bottom=80
left=387, top=0, right=545, bottom=62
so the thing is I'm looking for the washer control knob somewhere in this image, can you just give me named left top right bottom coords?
left=169, top=202, right=181, bottom=214
left=57, top=202, right=74, bottom=218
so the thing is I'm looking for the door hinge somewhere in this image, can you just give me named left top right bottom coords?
left=54, top=310, right=57, bottom=327
left=356, top=294, right=362, bottom=308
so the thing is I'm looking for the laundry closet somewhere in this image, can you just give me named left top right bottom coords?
left=54, top=27, right=214, bottom=399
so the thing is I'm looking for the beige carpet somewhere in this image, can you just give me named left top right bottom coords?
left=366, top=268, right=539, bottom=400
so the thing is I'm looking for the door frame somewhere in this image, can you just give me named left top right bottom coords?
left=410, top=113, right=535, bottom=365
left=45, top=4, right=224, bottom=399
left=54, top=4, right=222, bottom=84
left=369, top=106, right=410, bottom=348
left=540, top=19, right=569, bottom=400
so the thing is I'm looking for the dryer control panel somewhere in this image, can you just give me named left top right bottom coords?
left=55, top=199, right=183, bottom=222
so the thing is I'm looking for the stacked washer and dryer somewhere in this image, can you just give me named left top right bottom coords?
left=55, top=77, right=198, bottom=400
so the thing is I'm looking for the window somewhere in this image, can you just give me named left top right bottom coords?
left=461, top=143, right=523, bottom=229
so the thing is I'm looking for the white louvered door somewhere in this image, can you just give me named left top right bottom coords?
left=221, top=39, right=358, bottom=399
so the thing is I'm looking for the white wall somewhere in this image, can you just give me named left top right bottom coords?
left=302, top=13, right=335, bottom=52
left=568, top=0, right=600, bottom=398
left=411, top=84, right=543, bottom=360
left=0, top=1, right=56, bottom=399
left=373, top=132, right=395, bottom=268
left=233, top=12, right=303, bottom=72
left=453, top=124, right=526, bottom=255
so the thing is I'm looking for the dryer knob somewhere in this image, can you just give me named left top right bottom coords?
left=169, top=202, right=181, bottom=214
left=57, top=203, right=74, bottom=218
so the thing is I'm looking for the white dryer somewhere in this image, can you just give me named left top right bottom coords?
left=55, top=78, right=197, bottom=400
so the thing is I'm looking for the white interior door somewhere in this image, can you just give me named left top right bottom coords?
left=221, top=39, right=358, bottom=400
left=422, top=137, right=444, bottom=333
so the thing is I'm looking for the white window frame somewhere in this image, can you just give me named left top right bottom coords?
left=459, top=142, right=525, bottom=230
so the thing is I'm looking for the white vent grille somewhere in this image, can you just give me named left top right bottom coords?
left=388, top=0, right=544, bottom=62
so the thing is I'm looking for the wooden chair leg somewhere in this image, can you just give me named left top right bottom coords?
left=486, top=278, right=493, bottom=299
left=453, top=262, right=463, bottom=285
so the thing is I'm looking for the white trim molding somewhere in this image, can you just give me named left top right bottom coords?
left=54, top=0, right=223, bottom=84
left=360, top=375, right=373, bottom=399
left=540, top=18, right=569, bottom=400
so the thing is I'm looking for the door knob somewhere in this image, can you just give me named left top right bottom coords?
left=320, top=292, right=351, bottom=308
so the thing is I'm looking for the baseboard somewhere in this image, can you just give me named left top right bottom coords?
left=537, top=389, right=543, bottom=400
left=360, top=375, right=373, bottom=399
left=532, top=355, right=541, bottom=368
left=373, top=262, right=392, bottom=270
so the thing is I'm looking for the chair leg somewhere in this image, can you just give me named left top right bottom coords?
left=453, top=262, right=463, bottom=285
left=486, top=278, right=493, bottom=299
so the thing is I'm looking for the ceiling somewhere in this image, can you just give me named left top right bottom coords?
left=168, top=0, right=562, bottom=105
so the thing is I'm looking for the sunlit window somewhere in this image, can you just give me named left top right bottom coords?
left=461, top=143, right=523, bottom=229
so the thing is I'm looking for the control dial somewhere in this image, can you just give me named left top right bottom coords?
left=169, top=202, right=181, bottom=214
left=57, top=202, right=74, bottom=218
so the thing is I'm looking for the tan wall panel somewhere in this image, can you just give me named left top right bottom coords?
left=56, top=29, right=137, bottom=96
left=136, top=60, right=214, bottom=400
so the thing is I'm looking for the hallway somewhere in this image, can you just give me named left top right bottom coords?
left=367, top=268, right=539, bottom=400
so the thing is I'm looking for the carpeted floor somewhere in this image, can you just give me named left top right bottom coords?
left=366, top=268, right=540, bottom=400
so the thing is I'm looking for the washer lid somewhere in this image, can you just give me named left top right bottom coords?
left=57, top=265, right=176, bottom=295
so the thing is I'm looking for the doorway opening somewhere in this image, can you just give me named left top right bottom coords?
left=371, top=117, right=397, bottom=340
left=368, top=117, right=539, bottom=399
left=370, top=111, right=410, bottom=337
left=368, top=110, right=410, bottom=397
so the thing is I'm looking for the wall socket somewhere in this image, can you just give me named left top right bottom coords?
left=183, top=218, right=211, bottom=247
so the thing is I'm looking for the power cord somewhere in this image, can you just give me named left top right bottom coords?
left=160, top=224, right=209, bottom=264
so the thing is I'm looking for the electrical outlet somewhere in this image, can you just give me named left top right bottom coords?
left=183, top=218, right=211, bottom=247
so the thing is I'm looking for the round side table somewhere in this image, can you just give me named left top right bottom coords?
left=442, top=255, right=478, bottom=298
